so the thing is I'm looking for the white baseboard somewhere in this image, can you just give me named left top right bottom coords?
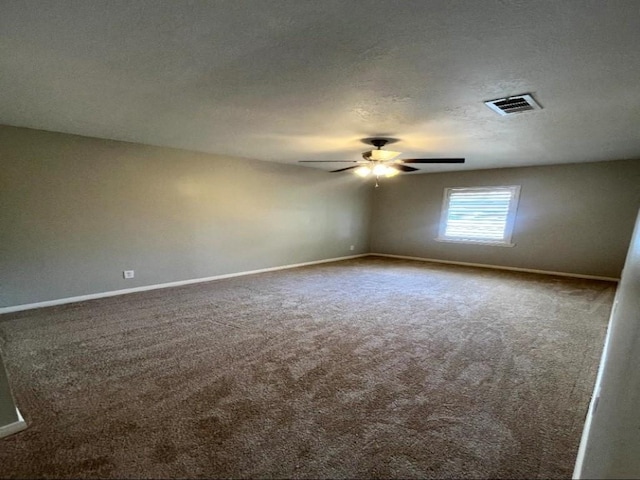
left=572, top=299, right=618, bottom=478
left=572, top=390, right=598, bottom=478
left=1, top=253, right=617, bottom=314
left=0, top=254, right=368, bottom=314
left=0, top=408, right=27, bottom=439
left=370, top=253, right=620, bottom=282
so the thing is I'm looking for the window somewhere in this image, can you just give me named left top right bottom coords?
left=437, top=186, right=521, bottom=246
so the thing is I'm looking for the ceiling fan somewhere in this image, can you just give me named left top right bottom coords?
left=299, top=138, right=465, bottom=186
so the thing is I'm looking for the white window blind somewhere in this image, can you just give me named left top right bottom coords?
left=437, top=186, right=520, bottom=246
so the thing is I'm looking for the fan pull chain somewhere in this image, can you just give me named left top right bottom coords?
left=375, top=176, right=380, bottom=188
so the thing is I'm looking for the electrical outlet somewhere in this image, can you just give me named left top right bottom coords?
left=350, top=245, right=355, bottom=251
left=123, top=270, right=135, bottom=279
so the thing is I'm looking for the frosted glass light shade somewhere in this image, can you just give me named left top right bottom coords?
left=354, top=166, right=371, bottom=177
left=385, top=166, right=400, bottom=177
left=369, top=149, right=401, bottom=161
left=354, top=163, right=400, bottom=178
left=372, top=164, right=389, bottom=176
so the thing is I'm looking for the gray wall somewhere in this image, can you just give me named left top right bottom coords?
left=2, top=124, right=639, bottom=310
left=575, top=208, right=640, bottom=478
left=370, top=160, right=640, bottom=278
left=0, top=126, right=372, bottom=307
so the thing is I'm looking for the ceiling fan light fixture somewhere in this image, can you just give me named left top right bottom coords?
left=367, top=164, right=399, bottom=177
left=385, top=166, right=400, bottom=177
left=354, top=166, right=372, bottom=177
left=372, top=164, right=388, bottom=176
left=369, top=149, right=401, bottom=161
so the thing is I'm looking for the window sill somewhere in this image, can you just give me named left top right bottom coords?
left=435, top=237, right=516, bottom=247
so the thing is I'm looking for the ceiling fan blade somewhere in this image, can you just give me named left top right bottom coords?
left=330, top=166, right=359, bottom=172
left=298, top=160, right=358, bottom=163
left=394, top=164, right=420, bottom=172
left=402, top=158, right=465, bottom=164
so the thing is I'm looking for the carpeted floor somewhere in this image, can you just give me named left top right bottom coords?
left=0, top=257, right=614, bottom=479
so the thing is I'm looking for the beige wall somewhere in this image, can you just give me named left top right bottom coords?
left=575, top=208, right=640, bottom=478
left=370, top=160, right=640, bottom=278
left=0, top=126, right=372, bottom=307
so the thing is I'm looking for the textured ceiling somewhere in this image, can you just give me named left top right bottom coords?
left=1, top=0, right=640, bottom=172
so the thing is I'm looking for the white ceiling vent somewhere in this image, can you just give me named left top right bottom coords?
left=484, top=94, right=542, bottom=116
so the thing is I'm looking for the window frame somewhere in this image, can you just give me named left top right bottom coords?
left=436, top=185, right=521, bottom=247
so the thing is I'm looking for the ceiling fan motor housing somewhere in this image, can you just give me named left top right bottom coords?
left=370, top=138, right=388, bottom=149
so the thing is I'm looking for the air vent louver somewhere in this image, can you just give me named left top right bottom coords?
left=485, top=94, right=542, bottom=116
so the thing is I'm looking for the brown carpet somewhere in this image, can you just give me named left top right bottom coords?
left=0, top=257, right=614, bottom=479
